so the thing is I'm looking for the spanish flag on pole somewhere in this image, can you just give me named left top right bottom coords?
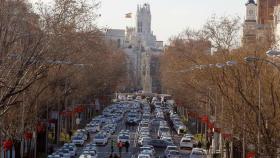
left=125, top=13, right=132, bottom=18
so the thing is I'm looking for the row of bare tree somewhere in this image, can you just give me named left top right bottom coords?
left=160, top=15, right=280, bottom=157
left=0, top=0, right=127, bottom=156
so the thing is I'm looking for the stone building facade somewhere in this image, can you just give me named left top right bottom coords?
left=105, top=3, right=163, bottom=93
left=242, top=0, right=280, bottom=48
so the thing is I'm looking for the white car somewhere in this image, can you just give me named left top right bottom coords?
left=63, top=143, right=77, bottom=152
left=118, top=95, right=126, bottom=101
left=136, top=96, right=142, bottom=100
left=152, top=97, right=158, bottom=102
left=82, top=149, right=98, bottom=158
left=158, top=127, right=170, bottom=138
left=190, top=148, right=207, bottom=158
left=138, top=136, right=151, bottom=146
left=127, top=95, right=133, bottom=101
left=62, top=147, right=76, bottom=157
left=138, top=127, right=149, bottom=134
left=140, top=150, right=155, bottom=157
left=86, top=124, right=100, bottom=133
left=140, top=145, right=156, bottom=155
left=138, top=153, right=152, bottom=158
left=73, top=132, right=87, bottom=141
left=47, top=155, right=60, bottom=158
left=164, top=146, right=179, bottom=156
left=161, top=136, right=173, bottom=144
left=180, top=137, right=193, bottom=150
left=57, top=149, right=71, bottom=158
left=159, top=121, right=168, bottom=126
left=72, top=136, right=85, bottom=146
left=79, top=153, right=97, bottom=158
left=117, top=134, right=130, bottom=143
left=93, top=133, right=109, bottom=145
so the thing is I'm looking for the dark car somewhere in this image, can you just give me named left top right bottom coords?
left=148, top=139, right=173, bottom=148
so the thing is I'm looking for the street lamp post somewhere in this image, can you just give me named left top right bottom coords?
left=244, top=56, right=262, bottom=157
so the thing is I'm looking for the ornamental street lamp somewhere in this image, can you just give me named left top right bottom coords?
left=244, top=56, right=261, bottom=157
left=265, top=50, right=280, bottom=57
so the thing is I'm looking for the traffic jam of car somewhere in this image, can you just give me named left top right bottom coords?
left=48, top=94, right=207, bottom=158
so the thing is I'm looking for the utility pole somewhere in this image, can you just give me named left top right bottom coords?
left=220, top=96, right=224, bottom=158
left=20, top=93, right=25, bottom=158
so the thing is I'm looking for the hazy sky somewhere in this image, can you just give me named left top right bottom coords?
left=97, top=0, right=246, bottom=42
left=31, top=0, right=246, bottom=42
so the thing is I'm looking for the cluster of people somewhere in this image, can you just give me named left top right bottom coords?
left=109, top=140, right=130, bottom=158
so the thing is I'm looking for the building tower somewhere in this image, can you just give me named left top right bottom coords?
left=257, top=0, right=280, bottom=25
left=243, top=0, right=258, bottom=46
left=136, top=3, right=157, bottom=48
left=273, top=4, right=280, bottom=48
left=136, top=3, right=151, bottom=35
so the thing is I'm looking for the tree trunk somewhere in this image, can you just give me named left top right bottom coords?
left=14, top=140, right=21, bottom=158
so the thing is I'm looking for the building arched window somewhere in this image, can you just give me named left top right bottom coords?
left=117, top=39, right=121, bottom=48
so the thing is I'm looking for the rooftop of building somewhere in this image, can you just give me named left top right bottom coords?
left=246, top=0, right=257, bottom=5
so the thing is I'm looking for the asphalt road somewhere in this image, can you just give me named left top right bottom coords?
left=75, top=101, right=190, bottom=158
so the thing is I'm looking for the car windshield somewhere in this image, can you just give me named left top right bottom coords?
left=73, top=137, right=81, bottom=140
left=160, top=128, right=169, bottom=132
left=119, top=135, right=129, bottom=139
left=169, top=151, right=180, bottom=155
left=143, top=137, right=151, bottom=140
left=143, top=116, right=149, bottom=119
left=140, top=147, right=152, bottom=151
left=193, top=151, right=205, bottom=155
left=182, top=139, right=191, bottom=142
left=95, top=135, right=104, bottom=139
left=168, top=147, right=177, bottom=150
left=128, top=114, right=136, bottom=118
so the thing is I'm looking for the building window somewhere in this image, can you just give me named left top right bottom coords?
left=117, top=39, right=121, bottom=48
left=138, top=21, right=142, bottom=32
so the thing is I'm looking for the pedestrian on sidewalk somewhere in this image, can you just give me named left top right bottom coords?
left=117, top=141, right=123, bottom=156
left=87, top=131, right=90, bottom=140
left=111, top=140, right=115, bottom=153
left=124, top=141, right=130, bottom=152
left=113, top=153, right=119, bottom=158
left=197, top=141, right=202, bottom=148
left=206, top=140, right=211, bottom=154
left=109, top=153, right=113, bottom=158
